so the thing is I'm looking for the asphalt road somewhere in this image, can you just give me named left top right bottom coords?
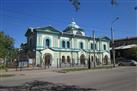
left=0, top=66, right=137, bottom=91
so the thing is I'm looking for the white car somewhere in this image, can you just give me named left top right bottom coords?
left=118, top=60, right=137, bottom=66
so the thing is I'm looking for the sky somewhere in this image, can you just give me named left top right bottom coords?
left=0, top=0, right=137, bottom=48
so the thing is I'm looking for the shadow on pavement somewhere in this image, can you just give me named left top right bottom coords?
left=0, top=80, right=96, bottom=91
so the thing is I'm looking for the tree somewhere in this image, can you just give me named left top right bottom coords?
left=0, top=32, right=15, bottom=63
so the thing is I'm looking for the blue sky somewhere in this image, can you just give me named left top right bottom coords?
left=0, top=0, right=137, bottom=48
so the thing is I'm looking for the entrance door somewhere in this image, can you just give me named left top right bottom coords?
left=80, top=54, right=85, bottom=65
left=104, top=55, right=108, bottom=65
left=44, top=54, right=52, bottom=68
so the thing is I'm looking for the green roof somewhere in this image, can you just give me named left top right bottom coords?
left=34, top=26, right=61, bottom=33
left=63, top=27, right=84, bottom=32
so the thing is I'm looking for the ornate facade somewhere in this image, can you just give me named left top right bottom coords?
left=25, top=21, right=111, bottom=68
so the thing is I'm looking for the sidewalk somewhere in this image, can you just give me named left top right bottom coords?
left=1, top=64, right=115, bottom=75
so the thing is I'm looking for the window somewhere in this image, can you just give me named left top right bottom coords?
left=46, top=39, right=50, bottom=47
left=62, top=40, right=65, bottom=48
left=103, top=44, right=106, bottom=50
left=94, top=44, right=97, bottom=50
left=62, top=56, right=65, bottom=63
left=80, top=42, right=83, bottom=49
left=76, top=31, right=82, bottom=36
left=91, top=43, right=93, bottom=49
left=67, top=41, right=70, bottom=48
left=91, top=43, right=96, bottom=50
left=67, top=56, right=70, bottom=63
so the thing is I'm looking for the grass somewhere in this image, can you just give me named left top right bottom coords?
left=58, top=65, right=113, bottom=73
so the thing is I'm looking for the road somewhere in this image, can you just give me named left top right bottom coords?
left=0, top=66, right=137, bottom=91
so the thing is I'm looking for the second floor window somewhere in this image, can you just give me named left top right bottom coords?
left=46, top=39, right=50, bottom=47
left=62, top=40, right=65, bottom=48
left=67, top=41, right=70, bottom=48
left=91, top=43, right=93, bottom=49
left=94, top=44, right=97, bottom=49
left=91, top=43, right=96, bottom=50
left=80, top=42, right=83, bottom=49
left=76, top=31, right=82, bottom=36
left=103, top=44, right=106, bottom=50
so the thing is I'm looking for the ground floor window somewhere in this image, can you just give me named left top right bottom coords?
left=62, top=56, right=65, bottom=63
left=67, top=56, right=71, bottom=63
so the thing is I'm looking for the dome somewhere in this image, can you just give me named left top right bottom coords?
left=68, top=22, right=80, bottom=29
left=63, top=21, right=85, bottom=36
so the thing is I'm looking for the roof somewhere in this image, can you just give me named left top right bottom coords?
left=25, top=25, right=110, bottom=42
left=115, top=36, right=137, bottom=41
left=34, top=26, right=60, bottom=33
left=63, top=21, right=84, bottom=32
left=63, top=27, right=84, bottom=32
left=69, top=21, right=80, bottom=28
left=114, top=44, right=137, bottom=50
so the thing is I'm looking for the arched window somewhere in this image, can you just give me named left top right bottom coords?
left=76, top=31, right=82, bottom=36
left=91, top=43, right=93, bottom=49
left=67, top=56, right=70, bottom=63
left=62, top=56, right=65, bottom=63
left=94, top=44, right=97, bottom=50
left=62, top=40, right=65, bottom=48
left=103, top=44, right=106, bottom=50
left=80, top=42, right=83, bottom=49
left=46, top=39, right=50, bottom=47
left=67, top=41, right=70, bottom=48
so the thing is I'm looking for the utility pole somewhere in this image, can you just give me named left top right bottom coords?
left=88, top=51, right=91, bottom=69
left=111, top=27, right=116, bottom=67
left=111, top=17, right=119, bottom=67
left=93, top=30, right=96, bottom=68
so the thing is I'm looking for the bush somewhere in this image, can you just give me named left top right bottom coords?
left=0, top=64, right=8, bottom=71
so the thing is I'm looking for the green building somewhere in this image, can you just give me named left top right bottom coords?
left=24, top=21, right=111, bottom=68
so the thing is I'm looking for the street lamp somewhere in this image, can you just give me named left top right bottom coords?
left=111, top=17, right=119, bottom=67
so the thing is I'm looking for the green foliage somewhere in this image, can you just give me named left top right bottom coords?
left=123, top=47, right=137, bottom=61
left=0, top=64, right=8, bottom=71
left=0, top=31, right=17, bottom=67
left=0, top=32, right=15, bottom=58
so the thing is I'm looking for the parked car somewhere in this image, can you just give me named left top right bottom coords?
left=118, top=59, right=137, bottom=66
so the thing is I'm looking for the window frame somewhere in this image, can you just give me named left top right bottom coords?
left=103, top=44, right=106, bottom=50
left=46, top=38, right=50, bottom=48
left=80, top=42, right=83, bottom=49
left=67, top=41, right=70, bottom=48
left=62, top=40, right=66, bottom=48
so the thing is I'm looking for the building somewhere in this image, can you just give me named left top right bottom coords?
left=24, top=21, right=111, bottom=68
left=114, top=37, right=137, bottom=48
left=112, top=36, right=137, bottom=61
